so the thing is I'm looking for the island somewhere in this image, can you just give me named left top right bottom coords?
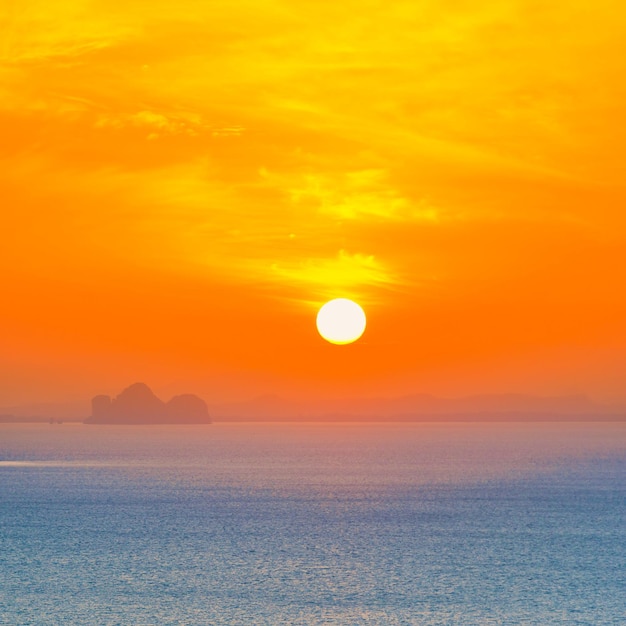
left=85, top=383, right=211, bottom=424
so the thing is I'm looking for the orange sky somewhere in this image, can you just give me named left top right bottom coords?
left=2, top=0, right=626, bottom=411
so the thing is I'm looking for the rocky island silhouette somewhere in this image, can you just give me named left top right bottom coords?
left=85, top=383, right=211, bottom=424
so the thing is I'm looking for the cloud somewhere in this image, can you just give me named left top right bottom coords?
left=285, top=169, right=440, bottom=222
left=267, top=249, right=404, bottom=302
left=100, top=110, right=244, bottom=139
left=3, top=0, right=626, bottom=304
left=0, top=1, right=135, bottom=64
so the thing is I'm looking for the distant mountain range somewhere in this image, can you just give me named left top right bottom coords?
left=1, top=387, right=624, bottom=423
left=207, top=393, right=626, bottom=421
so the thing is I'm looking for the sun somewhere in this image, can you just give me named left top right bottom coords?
left=316, top=298, right=366, bottom=345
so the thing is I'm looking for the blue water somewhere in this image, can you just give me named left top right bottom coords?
left=1, top=422, right=625, bottom=625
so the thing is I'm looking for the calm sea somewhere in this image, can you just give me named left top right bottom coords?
left=1, top=422, right=624, bottom=625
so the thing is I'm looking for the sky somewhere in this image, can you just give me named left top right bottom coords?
left=2, top=0, right=626, bottom=412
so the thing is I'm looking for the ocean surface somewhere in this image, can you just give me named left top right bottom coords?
left=0, top=422, right=624, bottom=625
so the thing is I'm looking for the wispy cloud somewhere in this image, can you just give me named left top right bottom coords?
left=3, top=0, right=626, bottom=305
left=94, top=109, right=232, bottom=139
left=284, top=169, right=440, bottom=222
left=267, top=249, right=403, bottom=302
left=0, top=1, right=135, bottom=64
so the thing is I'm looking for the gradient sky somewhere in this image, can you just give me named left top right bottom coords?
left=2, top=0, right=626, bottom=410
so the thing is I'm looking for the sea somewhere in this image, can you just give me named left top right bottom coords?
left=0, top=422, right=624, bottom=625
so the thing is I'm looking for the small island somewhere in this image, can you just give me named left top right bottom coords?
left=85, top=383, right=211, bottom=424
